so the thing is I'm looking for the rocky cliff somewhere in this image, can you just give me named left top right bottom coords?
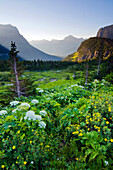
left=63, top=37, right=113, bottom=62
left=97, top=24, right=113, bottom=39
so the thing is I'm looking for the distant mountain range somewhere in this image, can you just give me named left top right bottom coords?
left=30, top=35, right=85, bottom=57
left=0, top=24, right=61, bottom=61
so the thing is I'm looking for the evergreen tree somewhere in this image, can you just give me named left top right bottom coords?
left=8, top=41, right=25, bottom=97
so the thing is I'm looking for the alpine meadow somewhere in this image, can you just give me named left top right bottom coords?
left=0, top=1, right=113, bottom=169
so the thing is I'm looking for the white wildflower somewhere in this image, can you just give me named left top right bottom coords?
left=36, top=88, right=41, bottom=90
left=39, top=110, right=47, bottom=116
left=38, top=89, right=44, bottom=93
left=94, top=79, right=99, bottom=83
left=20, top=103, right=30, bottom=108
left=31, top=161, right=34, bottom=164
left=10, top=101, right=19, bottom=106
left=25, top=111, right=35, bottom=120
left=0, top=110, right=8, bottom=115
left=12, top=109, right=18, bottom=113
left=35, top=115, right=42, bottom=121
left=24, top=111, right=42, bottom=121
left=79, top=85, right=84, bottom=88
left=105, top=161, right=109, bottom=165
left=31, top=99, right=39, bottom=104
left=38, top=121, right=46, bottom=128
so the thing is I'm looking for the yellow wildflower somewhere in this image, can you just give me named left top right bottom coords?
left=30, top=141, right=32, bottom=144
left=104, top=138, right=107, bottom=141
left=110, top=139, right=113, bottom=142
left=108, top=107, right=111, bottom=112
left=24, top=161, right=27, bottom=165
left=1, top=165, right=5, bottom=168
left=12, top=146, right=16, bottom=149
left=41, top=143, right=43, bottom=146
left=17, top=130, right=20, bottom=134
left=79, top=133, right=83, bottom=136
left=75, top=158, right=78, bottom=160
left=106, top=121, right=109, bottom=124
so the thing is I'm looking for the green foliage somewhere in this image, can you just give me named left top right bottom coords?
left=0, top=75, right=113, bottom=169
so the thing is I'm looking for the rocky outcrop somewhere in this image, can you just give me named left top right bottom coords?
left=63, top=37, right=113, bottom=62
left=97, top=24, right=113, bottom=39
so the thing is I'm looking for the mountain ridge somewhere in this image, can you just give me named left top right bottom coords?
left=30, top=35, right=85, bottom=57
left=0, top=24, right=61, bottom=61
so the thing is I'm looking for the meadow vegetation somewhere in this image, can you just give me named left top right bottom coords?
left=0, top=52, right=113, bottom=169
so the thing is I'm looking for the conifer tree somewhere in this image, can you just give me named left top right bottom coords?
left=8, top=41, right=25, bottom=98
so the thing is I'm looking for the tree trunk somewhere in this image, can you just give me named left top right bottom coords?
left=14, top=57, right=21, bottom=98
left=97, top=55, right=101, bottom=75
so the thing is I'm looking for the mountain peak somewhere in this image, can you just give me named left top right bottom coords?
left=97, top=24, right=113, bottom=39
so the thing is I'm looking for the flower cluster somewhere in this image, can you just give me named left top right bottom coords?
left=24, top=111, right=42, bottom=121
left=0, top=110, right=7, bottom=115
left=10, top=101, right=19, bottom=106
left=39, top=110, right=47, bottom=116
left=31, top=99, right=39, bottom=104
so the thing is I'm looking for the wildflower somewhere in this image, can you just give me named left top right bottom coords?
left=10, top=101, right=19, bottom=106
left=105, top=161, right=109, bottom=165
left=1, top=165, right=5, bottom=168
left=0, top=110, right=7, bottom=115
left=31, top=161, right=34, bottom=164
left=92, top=96, right=95, bottom=99
left=24, top=161, right=27, bottom=165
left=39, top=110, right=47, bottom=116
left=108, top=107, right=111, bottom=112
left=110, top=139, right=113, bottom=142
left=36, top=88, right=41, bottom=90
left=12, top=109, right=18, bottom=113
left=17, top=157, right=19, bottom=159
left=31, top=99, right=39, bottom=104
left=46, top=145, right=50, bottom=148
left=16, top=161, right=18, bottom=164
left=91, top=103, right=94, bottom=105
left=104, top=138, right=107, bottom=141
left=24, top=111, right=35, bottom=120
left=12, top=146, right=16, bottom=149
left=20, top=103, right=30, bottom=108
left=38, top=121, right=46, bottom=128
left=75, top=158, right=78, bottom=160
left=30, top=141, right=32, bottom=144
left=94, top=106, right=96, bottom=108
left=41, top=143, right=43, bottom=145
left=78, top=133, right=83, bottom=136
left=35, top=115, right=42, bottom=121
left=17, top=130, right=20, bottom=134
left=38, top=89, right=44, bottom=93
left=106, top=121, right=109, bottom=124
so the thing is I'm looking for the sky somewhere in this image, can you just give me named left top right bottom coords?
left=0, top=0, right=113, bottom=41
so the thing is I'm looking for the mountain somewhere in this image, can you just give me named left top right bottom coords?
left=97, top=24, right=113, bottom=39
left=0, top=44, right=9, bottom=60
left=63, top=37, right=113, bottom=62
left=0, top=24, right=61, bottom=61
left=30, top=35, right=85, bottom=57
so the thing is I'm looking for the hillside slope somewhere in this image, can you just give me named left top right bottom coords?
left=63, top=37, right=113, bottom=62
